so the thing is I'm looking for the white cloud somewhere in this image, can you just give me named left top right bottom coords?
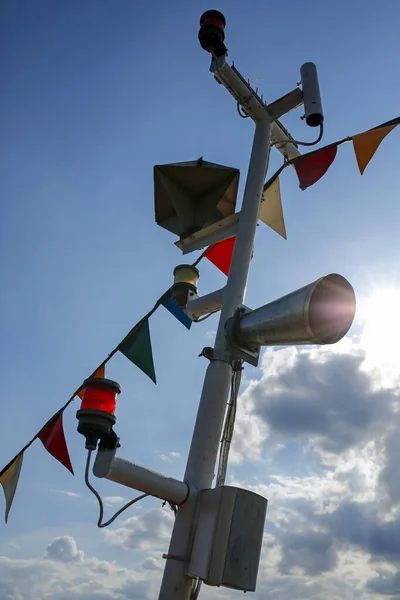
left=45, top=536, right=84, bottom=563
left=0, top=536, right=156, bottom=600
left=223, top=334, right=400, bottom=596
left=7, top=542, right=20, bottom=551
left=52, top=490, right=80, bottom=498
left=159, top=452, right=181, bottom=462
left=103, top=497, right=127, bottom=507
left=104, top=507, right=174, bottom=551
left=229, top=379, right=269, bottom=465
left=367, top=569, right=400, bottom=595
left=5, top=326, right=400, bottom=599
left=142, top=556, right=162, bottom=571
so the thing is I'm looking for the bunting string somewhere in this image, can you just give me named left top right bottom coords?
left=0, top=288, right=172, bottom=483
left=1, top=114, right=398, bottom=521
left=263, top=115, right=400, bottom=195
left=0, top=256, right=205, bottom=519
left=255, top=114, right=399, bottom=240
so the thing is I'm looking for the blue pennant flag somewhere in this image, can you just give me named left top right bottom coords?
left=163, top=298, right=192, bottom=330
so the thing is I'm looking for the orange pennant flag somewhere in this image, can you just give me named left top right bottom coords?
left=78, top=364, right=105, bottom=399
left=353, top=124, right=397, bottom=175
left=259, top=177, right=287, bottom=239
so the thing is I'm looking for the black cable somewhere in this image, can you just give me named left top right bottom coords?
left=216, top=360, right=243, bottom=487
left=237, top=101, right=249, bottom=118
left=193, top=309, right=219, bottom=323
left=291, top=122, right=324, bottom=147
left=84, top=450, right=148, bottom=528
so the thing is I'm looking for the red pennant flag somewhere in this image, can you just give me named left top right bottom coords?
left=205, top=237, right=236, bottom=276
left=295, top=145, right=338, bottom=190
left=38, top=413, right=74, bottom=474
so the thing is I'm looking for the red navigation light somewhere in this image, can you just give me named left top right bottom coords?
left=198, top=10, right=227, bottom=55
left=80, top=378, right=120, bottom=415
left=200, top=10, right=226, bottom=31
left=76, top=378, right=121, bottom=450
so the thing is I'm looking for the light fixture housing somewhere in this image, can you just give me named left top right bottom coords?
left=198, top=10, right=227, bottom=55
left=76, top=378, right=121, bottom=450
left=171, top=264, right=200, bottom=309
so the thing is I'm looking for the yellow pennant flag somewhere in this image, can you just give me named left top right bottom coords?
left=78, top=364, right=105, bottom=399
left=0, top=453, right=23, bottom=523
left=353, top=123, right=397, bottom=175
left=259, top=177, right=287, bottom=239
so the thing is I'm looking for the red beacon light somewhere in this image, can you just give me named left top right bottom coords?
left=198, top=10, right=227, bottom=56
left=76, top=377, right=121, bottom=450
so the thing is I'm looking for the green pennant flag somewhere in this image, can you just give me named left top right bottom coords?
left=119, top=320, right=156, bottom=383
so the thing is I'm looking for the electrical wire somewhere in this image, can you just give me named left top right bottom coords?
left=84, top=450, right=148, bottom=528
left=237, top=101, right=249, bottom=118
left=216, top=360, right=243, bottom=487
left=193, top=309, right=219, bottom=323
left=287, top=122, right=324, bottom=147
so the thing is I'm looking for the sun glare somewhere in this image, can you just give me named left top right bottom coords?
left=359, top=288, right=400, bottom=385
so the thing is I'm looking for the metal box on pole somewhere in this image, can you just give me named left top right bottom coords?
left=188, top=486, right=268, bottom=592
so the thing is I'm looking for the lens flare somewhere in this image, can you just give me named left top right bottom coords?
left=358, top=288, right=400, bottom=386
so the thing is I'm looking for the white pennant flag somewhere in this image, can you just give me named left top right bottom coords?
left=259, top=177, right=287, bottom=239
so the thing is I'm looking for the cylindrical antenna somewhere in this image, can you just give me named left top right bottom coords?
left=300, top=62, right=324, bottom=127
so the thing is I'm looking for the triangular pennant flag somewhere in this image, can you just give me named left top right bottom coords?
left=205, top=237, right=236, bottom=276
left=0, top=453, right=23, bottom=523
left=259, top=177, right=287, bottom=239
left=163, top=298, right=192, bottom=330
left=78, top=364, right=105, bottom=399
left=38, top=412, right=74, bottom=474
left=119, top=319, right=156, bottom=383
left=295, top=145, right=338, bottom=190
left=353, top=123, right=398, bottom=174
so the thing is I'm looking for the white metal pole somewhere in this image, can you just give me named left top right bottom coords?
left=158, top=118, right=272, bottom=600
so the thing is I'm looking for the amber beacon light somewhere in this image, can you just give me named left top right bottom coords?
left=171, top=264, right=200, bottom=309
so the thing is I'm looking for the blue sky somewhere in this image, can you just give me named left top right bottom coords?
left=1, top=1, right=400, bottom=598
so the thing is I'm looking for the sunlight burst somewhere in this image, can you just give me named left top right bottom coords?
left=358, top=288, right=400, bottom=385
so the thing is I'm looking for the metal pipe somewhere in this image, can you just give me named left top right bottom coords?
left=211, top=56, right=270, bottom=122
left=158, top=119, right=272, bottom=600
left=211, top=56, right=301, bottom=161
left=186, top=288, right=225, bottom=320
left=271, top=121, right=302, bottom=161
left=93, top=452, right=189, bottom=506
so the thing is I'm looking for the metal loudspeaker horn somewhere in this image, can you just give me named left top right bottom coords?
left=154, top=158, right=239, bottom=239
left=226, top=274, right=356, bottom=354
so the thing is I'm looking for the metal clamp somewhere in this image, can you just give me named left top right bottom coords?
left=225, top=307, right=260, bottom=367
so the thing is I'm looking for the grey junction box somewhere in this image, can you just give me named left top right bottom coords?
left=188, top=486, right=268, bottom=592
